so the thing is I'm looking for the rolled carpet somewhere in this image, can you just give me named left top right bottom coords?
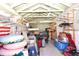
left=0, top=34, right=24, bottom=44
left=3, top=40, right=27, bottom=50
left=0, top=47, right=24, bottom=56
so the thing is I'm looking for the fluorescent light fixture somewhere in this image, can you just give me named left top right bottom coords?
left=28, top=28, right=39, bottom=31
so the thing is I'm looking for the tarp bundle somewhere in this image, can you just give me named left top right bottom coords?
left=0, top=34, right=27, bottom=56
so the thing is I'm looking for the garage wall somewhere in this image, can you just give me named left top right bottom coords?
left=30, top=23, right=49, bottom=31
left=27, top=17, right=55, bottom=31
left=74, top=10, right=79, bottom=51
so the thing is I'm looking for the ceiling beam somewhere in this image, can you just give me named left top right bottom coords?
left=19, top=12, right=62, bottom=16
left=60, top=3, right=72, bottom=7
left=28, top=20, right=55, bottom=23
left=20, top=12, right=60, bottom=17
left=24, top=16, right=56, bottom=18
left=13, top=3, right=26, bottom=9
left=51, top=12, right=60, bottom=15
left=23, top=3, right=58, bottom=11
left=0, top=4, right=19, bottom=16
left=17, top=10, right=63, bottom=13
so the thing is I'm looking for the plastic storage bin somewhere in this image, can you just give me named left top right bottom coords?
left=54, top=40, right=68, bottom=51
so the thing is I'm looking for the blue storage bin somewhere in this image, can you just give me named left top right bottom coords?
left=54, top=40, right=68, bottom=51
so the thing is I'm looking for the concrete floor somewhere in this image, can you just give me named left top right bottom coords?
left=40, top=40, right=63, bottom=56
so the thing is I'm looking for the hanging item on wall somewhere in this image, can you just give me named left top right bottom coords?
left=59, top=23, right=73, bottom=27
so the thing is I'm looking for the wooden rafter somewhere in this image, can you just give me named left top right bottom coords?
left=23, top=3, right=59, bottom=11
left=13, top=3, right=27, bottom=10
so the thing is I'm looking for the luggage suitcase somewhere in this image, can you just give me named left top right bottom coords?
left=37, top=39, right=42, bottom=48
left=28, top=46, right=37, bottom=56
